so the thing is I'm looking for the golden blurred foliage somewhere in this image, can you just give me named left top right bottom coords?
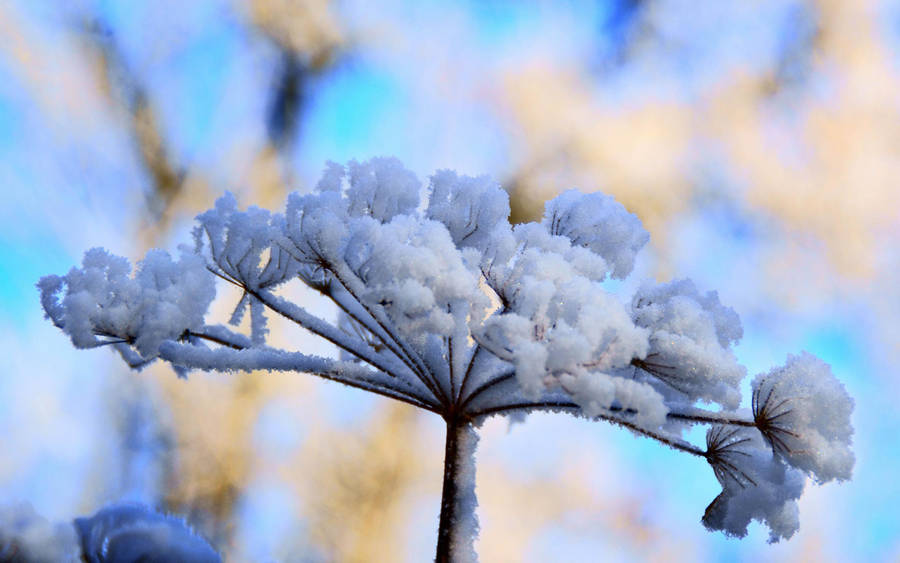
left=246, top=0, right=343, bottom=69
left=710, top=0, right=900, bottom=278
left=298, top=404, right=425, bottom=561
left=501, top=0, right=900, bottom=282
left=503, top=65, right=694, bottom=266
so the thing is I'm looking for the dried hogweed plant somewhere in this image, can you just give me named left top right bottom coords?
left=39, top=158, right=854, bottom=561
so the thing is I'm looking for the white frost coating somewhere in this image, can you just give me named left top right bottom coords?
left=345, top=157, right=421, bottom=221
left=477, top=272, right=652, bottom=416
left=426, top=170, right=510, bottom=250
left=247, top=289, right=415, bottom=380
left=511, top=339, right=549, bottom=397
left=559, top=372, right=668, bottom=428
left=752, top=352, right=855, bottom=483
left=198, top=324, right=253, bottom=349
left=37, top=247, right=215, bottom=360
left=340, top=215, right=489, bottom=342
left=542, top=189, right=649, bottom=279
left=194, top=193, right=299, bottom=291
left=702, top=426, right=805, bottom=542
left=632, top=279, right=745, bottom=409
left=512, top=223, right=612, bottom=283
left=281, top=189, right=350, bottom=291
left=249, top=296, right=268, bottom=345
left=450, top=424, right=480, bottom=563
left=160, top=341, right=336, bottom=374
left=75, top=503, right=220, bottom=562
left=39, top=156, right=856, bottom=552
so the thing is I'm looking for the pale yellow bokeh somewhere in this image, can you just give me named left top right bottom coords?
left=501, top=0, right=900, bottom=286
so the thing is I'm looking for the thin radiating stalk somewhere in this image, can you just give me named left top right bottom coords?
left=330, top=264, right=448, bottom=404
left=467, top=400, right=708, bottom=458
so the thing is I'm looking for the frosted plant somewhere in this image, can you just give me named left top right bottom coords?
left=39, top=157, right=854, bottom=560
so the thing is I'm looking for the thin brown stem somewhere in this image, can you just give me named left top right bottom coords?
left=459, top=371, right=514, bottom=411
left=329, top=284, right=438, bottom=402
left=184, top=330, right=244, bottom=350
left=666, top=412, right=756, bottom=428
left=330, top=266, right=449, bottom=406
left=456, top=344, right=483, bottom=400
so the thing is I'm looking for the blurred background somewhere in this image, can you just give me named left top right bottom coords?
left=1, top=0, right=899, bottom=560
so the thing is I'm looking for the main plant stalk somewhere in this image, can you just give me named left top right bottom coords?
left=435, top=417, right=478, bottom=562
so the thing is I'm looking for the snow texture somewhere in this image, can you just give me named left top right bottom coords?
left=542, top=189, right=649, bottom=279
left=450, top=424, right=480, bottom=563
left=702, top=426, right=805, bottom=542
left=39, top=156, right=855, bottom=551
left=752, top=352, right=855, bottom=483
left=38, top=248, right=215, bottom=362
left=632, top=279, right=745, bottom=409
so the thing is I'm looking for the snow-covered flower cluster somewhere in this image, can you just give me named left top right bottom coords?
left=39, top=157, right=854, bottom=558
left=752, top=352, right=855, bottom=484
left=38, top=247, right=215, bottom=368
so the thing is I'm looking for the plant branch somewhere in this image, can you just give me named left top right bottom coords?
left=247, top=286, right=416, bottom=383
left=467, top=400, right=707, bottom=458
left=184, top=329, right=247, bottom=350
left=435, top=418, right=478, bottom=562
left=459, top=370, right=515, bottom=411
left=456, top=343, right=483, bottom=401
left=327, top=283, right=439, bottom=401
left=158, top=341, right=439, bottom=412
left=328, top=262, right=450, bottom=405
left=666, top=411, right=756, bottom=428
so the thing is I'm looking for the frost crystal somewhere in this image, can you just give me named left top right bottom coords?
left=702, top=426, right=804, bottom=542
left=752, top=352, right=855, bottom=483
left=38, top=248, right=215, bottom=366
left=632, top=279, right=745, bottom=409
left=39, top=157, right=855, bottom=558
left=543, top=189, right=649, bottom=279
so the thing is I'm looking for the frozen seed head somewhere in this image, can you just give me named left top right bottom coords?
left=702, top=426, right=805, bottom=543
left=752, top=352, right=855, bottom=483
left=631, top=279, right=745, bottom=410
left=542, top=189, right=649, bottom=279
left=37, top=248, right=216, bottom=363
left=706, top=425, right=757, bottom=489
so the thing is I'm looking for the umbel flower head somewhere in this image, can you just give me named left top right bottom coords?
left=39, top=157, right=854, bottom=558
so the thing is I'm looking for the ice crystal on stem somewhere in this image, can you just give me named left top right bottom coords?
left=39, top=157, right=854, bottom=559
